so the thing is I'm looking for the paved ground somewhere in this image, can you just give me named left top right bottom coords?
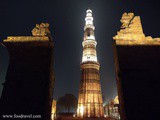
left=55, top=117, right=116, bottom=120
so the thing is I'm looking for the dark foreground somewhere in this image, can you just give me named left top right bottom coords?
left=56, top=117, right=116, bottom=120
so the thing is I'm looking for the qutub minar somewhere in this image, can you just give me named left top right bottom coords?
left=77, top=9, right=104, bottom=117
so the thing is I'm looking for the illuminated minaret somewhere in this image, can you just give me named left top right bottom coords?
left=77, top=9, right=104, bottom=118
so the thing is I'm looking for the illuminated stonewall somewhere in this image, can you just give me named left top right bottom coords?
left=0, top=23, right=54, bottom=120
left=113, top=12, right=160, bottom=45
left=77, top=9, right=104, bottom=118
left=51, top=99, right=57, bottom=120
left=113, top=13, right=160, bottom=120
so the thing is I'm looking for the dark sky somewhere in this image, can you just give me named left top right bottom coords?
left=0, top=0, right=160, bottom=103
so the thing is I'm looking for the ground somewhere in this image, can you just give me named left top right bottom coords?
left=55, top=117, right=116, bottom=120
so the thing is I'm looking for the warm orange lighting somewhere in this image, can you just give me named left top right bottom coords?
left=113, top=13, right=160, bottom=45
left=3, top=36, right=49, bottom=42
left=3, top=23, right=50, bottom=43
left=51, top=100, right=56, bottom=120
left=79, top=105, right=84, bottom=117
left=77, top=9, right=104, bottom=118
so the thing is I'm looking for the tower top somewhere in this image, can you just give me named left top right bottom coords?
left=86, top=9, right=92, bottom=13
left=85, top=9, right=94, bottom=30
left=82, top=9, right=98, bottom=63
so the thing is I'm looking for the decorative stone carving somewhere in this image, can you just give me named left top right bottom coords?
left=4, top=36, right=49, bottom=42
left=3, top=23, right=50, bottom=42
left=113, top=13, right=160, bottom=45
left=120, top=13, right=134, bottom=28
left=32, top=23, right=50, bottom=36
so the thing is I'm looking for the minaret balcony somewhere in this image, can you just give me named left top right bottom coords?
left=84, top=25, right=95, bottom=30
left=82, top=40, right=97, bottom=47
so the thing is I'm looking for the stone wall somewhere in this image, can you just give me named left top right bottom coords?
left=0, top=23, right=54, bottom=120
left=113, top=13, right=160, bottom=120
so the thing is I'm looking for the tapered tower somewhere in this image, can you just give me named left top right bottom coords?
left=77, top=9, right=104, bottom=118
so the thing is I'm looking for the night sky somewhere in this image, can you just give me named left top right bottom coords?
left=0, top=0, right=160, bottom=103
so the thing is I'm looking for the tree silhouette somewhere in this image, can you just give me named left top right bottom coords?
left=57, top=94, right=77, bottom=113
